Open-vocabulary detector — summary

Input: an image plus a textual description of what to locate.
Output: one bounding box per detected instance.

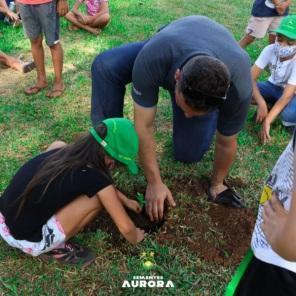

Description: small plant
[136,192,146,208]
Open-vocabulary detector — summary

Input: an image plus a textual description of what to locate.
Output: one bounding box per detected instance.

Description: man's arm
[210,132,237,197]
[262,150,296,261]
[133,102,175,222]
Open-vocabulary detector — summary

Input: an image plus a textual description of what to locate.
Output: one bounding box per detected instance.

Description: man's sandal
[39,242,95,268]
[205,185,245,208]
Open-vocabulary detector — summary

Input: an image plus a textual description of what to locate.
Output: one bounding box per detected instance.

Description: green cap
[89,118,139,174]
[272,15,296,40]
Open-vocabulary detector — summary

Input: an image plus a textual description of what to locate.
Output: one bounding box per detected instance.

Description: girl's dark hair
[178,56,230,112]
[16,123,110,217]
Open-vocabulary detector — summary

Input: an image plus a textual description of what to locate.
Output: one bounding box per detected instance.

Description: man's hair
[178,56,230,112]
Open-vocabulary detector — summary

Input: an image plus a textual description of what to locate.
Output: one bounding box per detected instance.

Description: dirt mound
[84,177,256,266]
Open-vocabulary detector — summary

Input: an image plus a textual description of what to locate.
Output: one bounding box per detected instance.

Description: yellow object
[143,261,154,269]
[259,185,272,204]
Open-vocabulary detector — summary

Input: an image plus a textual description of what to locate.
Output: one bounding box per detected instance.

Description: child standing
[0,118,145,267]
[251,15,296,144]
[17,0,69,97]
[239,0,292,48]
[65,0,109,35]
[233,133,296,295]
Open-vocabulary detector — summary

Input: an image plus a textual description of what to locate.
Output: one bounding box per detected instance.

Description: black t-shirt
[0,149,113,242]
[131,15,252,136]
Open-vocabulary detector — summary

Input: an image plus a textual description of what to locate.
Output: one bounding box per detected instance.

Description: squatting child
[0,118,145,267]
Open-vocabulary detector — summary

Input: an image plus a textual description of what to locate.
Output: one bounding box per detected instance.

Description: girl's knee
[46,141,67,151]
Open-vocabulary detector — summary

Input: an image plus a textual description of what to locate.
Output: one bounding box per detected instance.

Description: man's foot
[39,242,95,268]
[205,183,245,208]
[24,84,47,95]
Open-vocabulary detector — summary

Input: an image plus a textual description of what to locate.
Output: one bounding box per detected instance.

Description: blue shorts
[258,81,296,126]
[18,1,60,47]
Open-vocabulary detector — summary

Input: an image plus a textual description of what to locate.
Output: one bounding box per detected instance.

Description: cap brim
[127,162,138,175]
[271,28,296,40]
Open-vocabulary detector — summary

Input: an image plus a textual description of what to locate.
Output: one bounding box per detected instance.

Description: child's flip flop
[46,88,65,98]
[24,85,46,95]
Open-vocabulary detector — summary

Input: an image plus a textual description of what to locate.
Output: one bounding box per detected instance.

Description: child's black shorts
[235,256,296,296]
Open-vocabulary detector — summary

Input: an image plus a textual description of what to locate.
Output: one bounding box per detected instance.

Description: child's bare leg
[25,36,47,94]
[239,34,255,48]
[47,42,64,98]
[65,11,100,35]
[45,140,67,151]
[56,194,103,240]
[88,12,110,29]
[0,51,35,73]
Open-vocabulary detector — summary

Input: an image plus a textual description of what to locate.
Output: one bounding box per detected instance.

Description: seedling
[136,192,146,208]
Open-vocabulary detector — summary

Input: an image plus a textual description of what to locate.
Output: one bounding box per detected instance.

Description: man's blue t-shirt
[131,16,252,137]
[251,0,289,17]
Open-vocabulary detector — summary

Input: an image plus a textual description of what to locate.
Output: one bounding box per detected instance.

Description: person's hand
[256,101,268,123]
[135,228,145,244]
[261,193,288,252]
[6,10,19,22]
[276,2,288,15]
[145,182,176,222]
[57,0,69,16]
[126,199,142,214]
[260,118,272,144]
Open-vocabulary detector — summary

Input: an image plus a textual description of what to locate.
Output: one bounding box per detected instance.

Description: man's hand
[145,182,176,222]
[57,0,69,16]
[256,101,268,123]
[261,193,288,253]
[260,118,271,144]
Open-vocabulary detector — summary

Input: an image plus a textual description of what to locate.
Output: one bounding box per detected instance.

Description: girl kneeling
[0,118,144,267]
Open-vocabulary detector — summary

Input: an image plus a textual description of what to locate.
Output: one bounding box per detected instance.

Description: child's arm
[262,152,296,261]
[261,84,296,143]
[96,185,145,244]
[71,0,83,13]
[57,0,69,17]
[273,0,291,15]
[251,65,269,123]
[116,189,142,214]
[0,0,19,22]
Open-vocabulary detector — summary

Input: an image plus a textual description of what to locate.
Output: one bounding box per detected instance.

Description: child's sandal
[39,242,95,268]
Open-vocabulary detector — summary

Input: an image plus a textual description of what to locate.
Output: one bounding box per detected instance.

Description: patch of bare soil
[84,177,256,266]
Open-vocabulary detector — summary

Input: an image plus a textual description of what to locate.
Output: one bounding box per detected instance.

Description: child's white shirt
[255,44,296,87]
[251,140,296,272]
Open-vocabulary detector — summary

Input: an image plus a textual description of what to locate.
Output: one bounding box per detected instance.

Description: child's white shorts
[246,16,284,38]
[0,212,66,257]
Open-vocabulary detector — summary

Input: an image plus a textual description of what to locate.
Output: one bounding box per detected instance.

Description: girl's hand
[260,118,271,144]
[256,101,268,123]
[126,199,142,214]
[135,228,145,243]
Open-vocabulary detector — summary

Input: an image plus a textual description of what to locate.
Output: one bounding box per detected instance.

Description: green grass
[1,0,296,295]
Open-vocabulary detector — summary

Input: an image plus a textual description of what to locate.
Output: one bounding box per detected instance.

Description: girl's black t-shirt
[0,149,113,242]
